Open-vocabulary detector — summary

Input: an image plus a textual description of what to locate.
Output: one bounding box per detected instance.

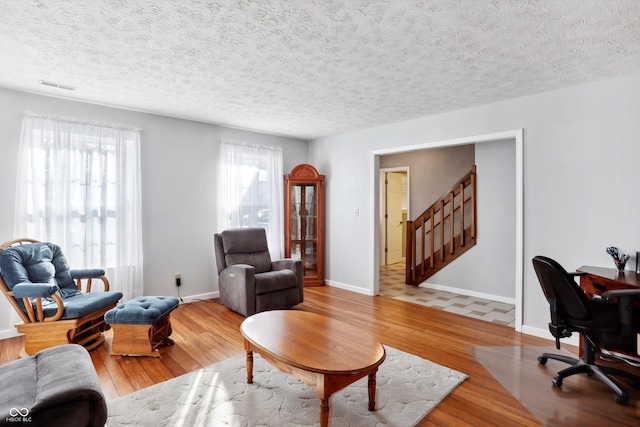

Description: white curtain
[14,115,144,301]
[217,140,284,259]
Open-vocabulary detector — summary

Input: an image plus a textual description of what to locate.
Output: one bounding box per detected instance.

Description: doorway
[380,168,408,267]
[370,129,524,332]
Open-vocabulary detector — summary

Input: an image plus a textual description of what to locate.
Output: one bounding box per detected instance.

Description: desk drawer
[579,275,628,296]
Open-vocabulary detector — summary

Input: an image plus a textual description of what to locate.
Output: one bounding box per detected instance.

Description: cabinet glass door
[290,184,318,277]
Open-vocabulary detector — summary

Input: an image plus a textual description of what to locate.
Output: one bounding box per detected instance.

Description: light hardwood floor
[1,286,639,426]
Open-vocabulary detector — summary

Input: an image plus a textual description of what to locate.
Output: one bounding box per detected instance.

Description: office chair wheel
[538,356,547,365]
[552,376,562,387]
[615,393,628,405]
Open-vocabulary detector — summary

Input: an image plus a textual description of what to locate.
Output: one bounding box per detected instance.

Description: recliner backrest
[532,255,591,320]
[217,228,272,273]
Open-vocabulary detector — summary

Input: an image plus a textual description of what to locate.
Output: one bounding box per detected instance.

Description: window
[15,115,143,300]
[217,140,284,258]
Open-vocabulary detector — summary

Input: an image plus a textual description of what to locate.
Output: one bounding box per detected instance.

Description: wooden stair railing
[406,166,477,285]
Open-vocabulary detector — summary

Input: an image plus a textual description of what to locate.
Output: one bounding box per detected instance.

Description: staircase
[406,166,477,286]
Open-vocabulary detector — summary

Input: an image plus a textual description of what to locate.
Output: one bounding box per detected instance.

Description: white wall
[426,139,516,300]
[310,71,640,336]
[0,88,308,338]
[379,144,475,218]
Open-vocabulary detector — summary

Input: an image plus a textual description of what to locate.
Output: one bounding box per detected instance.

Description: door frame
[369,129,524,332]
[379,167,410,266]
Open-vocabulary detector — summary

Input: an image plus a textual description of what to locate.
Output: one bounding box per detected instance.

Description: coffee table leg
[246,350,254,384]
[368,369,378,411]
[320,396,329,427]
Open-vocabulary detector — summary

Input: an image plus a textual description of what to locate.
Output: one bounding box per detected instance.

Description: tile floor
[379,260,516,327]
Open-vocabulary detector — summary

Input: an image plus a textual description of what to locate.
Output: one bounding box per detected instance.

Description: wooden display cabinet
[284,164,325,287]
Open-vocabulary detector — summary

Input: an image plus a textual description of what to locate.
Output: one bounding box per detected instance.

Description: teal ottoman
[105,296,179,357]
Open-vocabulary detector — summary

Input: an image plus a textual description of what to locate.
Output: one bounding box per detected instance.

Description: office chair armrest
[601,289,640,301]
[602,289,640,336]
[568,271,587,277]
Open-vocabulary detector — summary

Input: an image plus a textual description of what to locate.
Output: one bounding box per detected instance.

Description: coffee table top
[241,310,385,374]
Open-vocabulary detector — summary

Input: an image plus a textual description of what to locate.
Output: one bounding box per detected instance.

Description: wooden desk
[577,266,640,295]
[577,266,640,356]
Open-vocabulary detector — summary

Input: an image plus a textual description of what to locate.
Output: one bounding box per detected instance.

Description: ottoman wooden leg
[150,315,176,348]
[110,324,159,357]
[110,315,176,357]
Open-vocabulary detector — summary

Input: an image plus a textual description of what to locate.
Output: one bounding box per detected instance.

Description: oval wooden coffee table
[240,310,386,427]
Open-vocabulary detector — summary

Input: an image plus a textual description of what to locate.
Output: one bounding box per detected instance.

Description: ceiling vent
[39,80,76,91]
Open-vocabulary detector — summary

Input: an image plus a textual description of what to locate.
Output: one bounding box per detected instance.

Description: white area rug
[107,346,467,426]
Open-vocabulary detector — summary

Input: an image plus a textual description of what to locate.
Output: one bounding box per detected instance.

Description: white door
[386,172,405,265]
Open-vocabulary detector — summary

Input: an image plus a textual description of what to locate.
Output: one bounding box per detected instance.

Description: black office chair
[532,255,640,404]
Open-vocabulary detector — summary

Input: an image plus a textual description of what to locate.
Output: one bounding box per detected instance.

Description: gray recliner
[214,228,303,316]
[0,344,107,427]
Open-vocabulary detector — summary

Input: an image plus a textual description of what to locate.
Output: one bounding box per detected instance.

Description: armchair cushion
[255,269,299,295]
[52,291,123,320]
[0,242,80,294]
[220,228,272,273]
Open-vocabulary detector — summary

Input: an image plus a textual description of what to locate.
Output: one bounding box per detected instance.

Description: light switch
[354,208,359,217]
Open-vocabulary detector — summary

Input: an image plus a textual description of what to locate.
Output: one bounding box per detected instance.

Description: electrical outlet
[175,273,182,287]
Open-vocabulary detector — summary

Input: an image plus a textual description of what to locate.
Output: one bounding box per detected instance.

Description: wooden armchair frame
[0,238,119,356]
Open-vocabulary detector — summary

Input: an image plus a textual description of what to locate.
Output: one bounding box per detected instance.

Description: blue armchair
[0,238,123,356]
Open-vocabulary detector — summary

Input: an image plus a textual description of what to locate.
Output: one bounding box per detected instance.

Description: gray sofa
[214,228,303,316]
[0,344,107,427]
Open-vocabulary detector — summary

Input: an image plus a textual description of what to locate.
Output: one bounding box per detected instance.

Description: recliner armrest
[218,264,257,316]
[272,259,303,289]
[12,282,59,299]
[271,259,299,271]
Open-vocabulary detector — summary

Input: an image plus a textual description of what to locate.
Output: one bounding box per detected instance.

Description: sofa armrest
[31,344,107,425]
[219,264,256,316]
[70,269,109,292]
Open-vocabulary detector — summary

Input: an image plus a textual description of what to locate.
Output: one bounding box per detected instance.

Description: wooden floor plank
[1,286,639,426]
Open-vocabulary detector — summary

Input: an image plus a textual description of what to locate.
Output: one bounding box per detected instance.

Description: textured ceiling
[1,1,639,140]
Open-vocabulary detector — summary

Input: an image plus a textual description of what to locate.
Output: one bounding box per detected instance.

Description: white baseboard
[178,291,219,304]
[324,280,374,296]
[0,328,21,340]
[419,282,516,305]
[520,324,580,347]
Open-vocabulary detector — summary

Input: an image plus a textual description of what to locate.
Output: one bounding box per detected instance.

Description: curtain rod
[221,138,283,152]
[24,112,142,132]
